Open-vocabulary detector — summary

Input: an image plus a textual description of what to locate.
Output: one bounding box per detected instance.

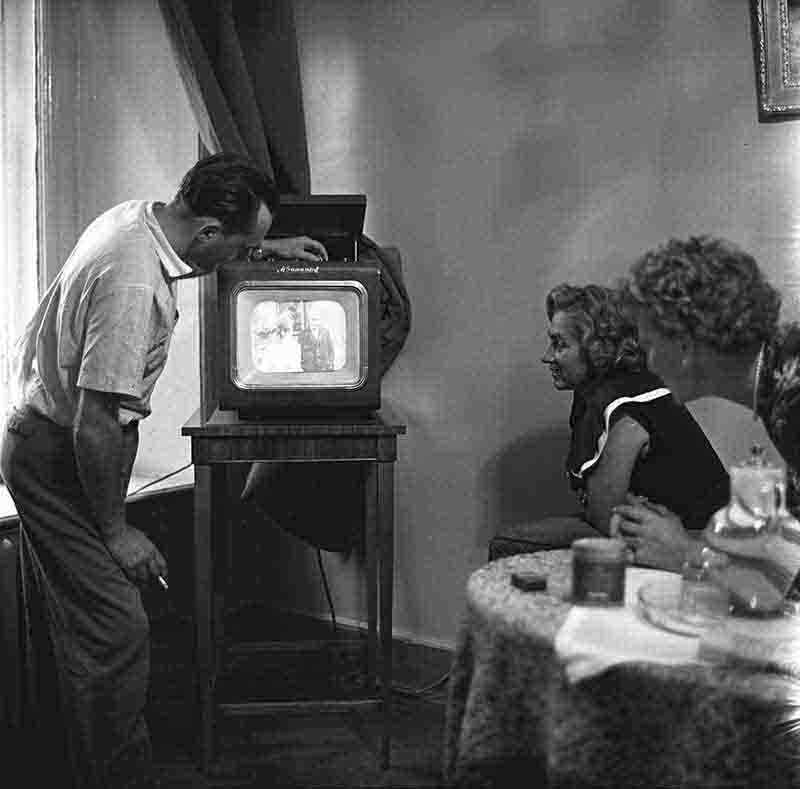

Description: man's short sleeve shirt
[19,200,192,425]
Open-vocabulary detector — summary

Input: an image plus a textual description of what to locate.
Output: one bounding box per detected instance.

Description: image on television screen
[233,285,365,389]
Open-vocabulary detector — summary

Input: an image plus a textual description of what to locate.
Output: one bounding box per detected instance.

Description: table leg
[214,466,232,683]
[365,462,378,692]
[378,460,395,770]
[193,463,214,772]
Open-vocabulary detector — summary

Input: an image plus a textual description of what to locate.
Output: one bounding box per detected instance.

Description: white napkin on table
[554,567,701,683]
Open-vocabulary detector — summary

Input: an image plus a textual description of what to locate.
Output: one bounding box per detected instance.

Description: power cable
[126,463,193,499]
[316,548,450,697]
[316,547,338,635]
[390,671,451,698]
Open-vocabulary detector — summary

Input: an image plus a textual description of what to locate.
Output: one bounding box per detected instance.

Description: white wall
[63,0,800,648]
[290,0,800,646]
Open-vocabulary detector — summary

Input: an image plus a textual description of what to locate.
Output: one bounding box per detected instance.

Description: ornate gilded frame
[752,0,800,118]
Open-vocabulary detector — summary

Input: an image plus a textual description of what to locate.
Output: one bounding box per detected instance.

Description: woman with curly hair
[494,284,729,551]
[614,234,800,571]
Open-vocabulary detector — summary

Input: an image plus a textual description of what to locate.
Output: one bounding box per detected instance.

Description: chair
[488,515,599,561]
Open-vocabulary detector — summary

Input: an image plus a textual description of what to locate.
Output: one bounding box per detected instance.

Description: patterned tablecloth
[443,551,800,789]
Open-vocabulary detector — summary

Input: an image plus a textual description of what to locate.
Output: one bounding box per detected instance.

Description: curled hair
[546,283,644,377]
[620,235,781,352]
[176,152,280,235]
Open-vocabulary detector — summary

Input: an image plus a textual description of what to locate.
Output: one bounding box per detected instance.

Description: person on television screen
[300,304,336,372]
[252,303,303,373]
[0,152,327,789]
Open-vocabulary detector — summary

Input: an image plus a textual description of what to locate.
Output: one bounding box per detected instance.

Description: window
[0,0,39,418]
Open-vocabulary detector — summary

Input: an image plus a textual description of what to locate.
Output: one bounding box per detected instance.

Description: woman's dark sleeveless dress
[568,369,730,531]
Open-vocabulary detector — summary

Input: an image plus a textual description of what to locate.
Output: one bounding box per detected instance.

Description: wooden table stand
[182,408,406,774]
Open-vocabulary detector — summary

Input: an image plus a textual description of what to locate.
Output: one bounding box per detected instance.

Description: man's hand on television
[259,236,328,263]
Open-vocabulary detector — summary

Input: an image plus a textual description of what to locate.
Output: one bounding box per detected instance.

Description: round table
[443,551,800,789]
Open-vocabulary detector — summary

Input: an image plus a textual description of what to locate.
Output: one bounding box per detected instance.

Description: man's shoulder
[76,201,161,288]
[87,200,148,234]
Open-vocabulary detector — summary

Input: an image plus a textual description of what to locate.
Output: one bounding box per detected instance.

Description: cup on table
[571,537,627,606]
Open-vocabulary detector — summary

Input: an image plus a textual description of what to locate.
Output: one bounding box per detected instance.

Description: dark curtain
[159,0,410,554]
[157,0,310,193]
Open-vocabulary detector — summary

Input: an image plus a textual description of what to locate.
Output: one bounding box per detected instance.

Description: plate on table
[637,578,728,637]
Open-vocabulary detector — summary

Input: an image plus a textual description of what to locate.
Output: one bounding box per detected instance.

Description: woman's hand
[611,494,694,572]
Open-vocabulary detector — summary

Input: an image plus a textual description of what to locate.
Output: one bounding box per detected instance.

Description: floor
[147,607,449,788]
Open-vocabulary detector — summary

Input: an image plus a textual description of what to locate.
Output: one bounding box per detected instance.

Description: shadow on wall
[477,423,575,550]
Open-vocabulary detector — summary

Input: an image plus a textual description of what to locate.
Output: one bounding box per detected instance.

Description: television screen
[232,282,367,391]
[216,258,381,416]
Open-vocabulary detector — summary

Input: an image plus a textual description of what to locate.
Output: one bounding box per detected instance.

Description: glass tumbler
[679,547,731,624]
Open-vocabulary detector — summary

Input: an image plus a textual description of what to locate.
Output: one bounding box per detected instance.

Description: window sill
[0,485,15,521]
[0,466,196,521]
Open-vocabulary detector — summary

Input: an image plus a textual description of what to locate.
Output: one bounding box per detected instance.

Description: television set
[214,195,383,418]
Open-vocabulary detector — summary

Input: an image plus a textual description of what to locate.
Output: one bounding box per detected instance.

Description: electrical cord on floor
[390,671,451,698]
[316,548,451,697]
[126,463,193,499]
[317,547,338,635]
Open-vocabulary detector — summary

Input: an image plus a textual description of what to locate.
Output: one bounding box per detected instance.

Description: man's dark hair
[176,152,280,234]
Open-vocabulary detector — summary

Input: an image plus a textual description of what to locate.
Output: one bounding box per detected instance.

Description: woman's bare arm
[583,415,649,534]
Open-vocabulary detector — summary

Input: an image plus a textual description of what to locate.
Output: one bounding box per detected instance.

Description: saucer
[637,579,728,637]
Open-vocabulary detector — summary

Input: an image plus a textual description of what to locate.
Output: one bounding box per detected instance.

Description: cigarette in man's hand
[157,575,169,591]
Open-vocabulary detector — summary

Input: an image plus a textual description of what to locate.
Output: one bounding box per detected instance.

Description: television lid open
[268,194,366,262]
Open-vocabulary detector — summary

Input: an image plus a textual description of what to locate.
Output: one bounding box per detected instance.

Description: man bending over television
[0,152,326,789]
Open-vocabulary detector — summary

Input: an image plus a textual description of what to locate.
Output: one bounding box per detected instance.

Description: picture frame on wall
[752,0,800,118]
